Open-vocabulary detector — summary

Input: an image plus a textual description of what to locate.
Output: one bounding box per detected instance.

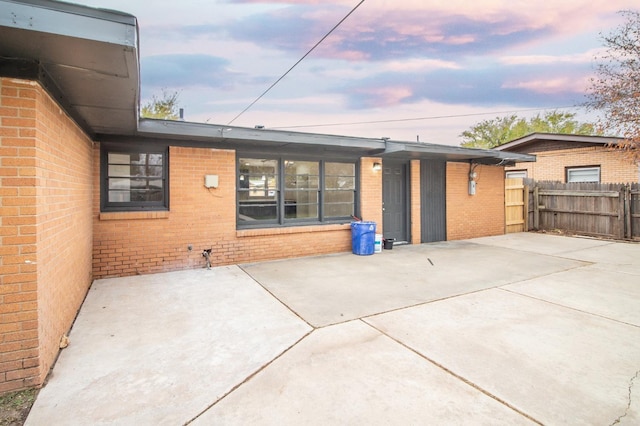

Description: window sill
[99,211,170,221]
[237,223,350,238]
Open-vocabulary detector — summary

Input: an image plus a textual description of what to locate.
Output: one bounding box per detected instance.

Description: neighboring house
[0,0,534,394]
[496,133,640,183]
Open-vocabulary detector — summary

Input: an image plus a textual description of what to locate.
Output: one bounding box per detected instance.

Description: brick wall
[446,162,505,240]
[0,78,93,393]
[360,157,383,232]
[93,148,385,278]
[506,146,639,183]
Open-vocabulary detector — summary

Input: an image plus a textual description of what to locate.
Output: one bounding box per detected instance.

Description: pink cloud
[502,75,591,94]
[355,86,414,107]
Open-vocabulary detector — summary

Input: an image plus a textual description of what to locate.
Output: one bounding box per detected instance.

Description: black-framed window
[238,157,357,227]
[101,144,169,212]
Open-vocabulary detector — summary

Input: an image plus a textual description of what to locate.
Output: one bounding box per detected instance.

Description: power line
[268,105,585,130]
[227,0,366,125]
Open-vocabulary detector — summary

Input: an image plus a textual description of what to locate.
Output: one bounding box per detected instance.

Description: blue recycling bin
[351,221,376,255]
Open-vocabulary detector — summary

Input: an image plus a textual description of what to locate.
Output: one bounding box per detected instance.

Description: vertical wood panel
[505,178,525,233]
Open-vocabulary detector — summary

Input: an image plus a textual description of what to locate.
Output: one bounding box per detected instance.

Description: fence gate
[505,178,527,233]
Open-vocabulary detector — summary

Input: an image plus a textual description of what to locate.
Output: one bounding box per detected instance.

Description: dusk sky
[75,0,637,145]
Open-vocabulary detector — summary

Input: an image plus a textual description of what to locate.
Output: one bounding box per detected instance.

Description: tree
[587,10,640,161]
[140,90,181,120]
[460,111,598,149]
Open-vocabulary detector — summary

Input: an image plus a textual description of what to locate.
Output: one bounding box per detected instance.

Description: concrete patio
[26,233,640,425]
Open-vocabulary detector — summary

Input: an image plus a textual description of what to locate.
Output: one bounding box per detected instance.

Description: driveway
[26,233,640,425]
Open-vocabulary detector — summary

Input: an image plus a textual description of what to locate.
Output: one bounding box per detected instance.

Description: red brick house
[0,0,533,393]
[496,133,639,183]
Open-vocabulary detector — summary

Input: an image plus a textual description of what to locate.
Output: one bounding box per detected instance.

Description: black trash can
[383,238,395,250]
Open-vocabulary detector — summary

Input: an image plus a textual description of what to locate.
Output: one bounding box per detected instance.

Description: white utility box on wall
[204,174,219,188]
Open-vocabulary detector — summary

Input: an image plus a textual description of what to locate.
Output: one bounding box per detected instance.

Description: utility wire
[227,0,366,125]
[268,105,584,130]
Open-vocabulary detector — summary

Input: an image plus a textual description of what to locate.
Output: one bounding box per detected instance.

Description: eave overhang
[495,132,624,152]
[0,0,139,137]
[382,141,536,165]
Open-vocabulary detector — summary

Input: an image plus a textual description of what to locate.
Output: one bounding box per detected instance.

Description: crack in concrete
[610,370,639,426]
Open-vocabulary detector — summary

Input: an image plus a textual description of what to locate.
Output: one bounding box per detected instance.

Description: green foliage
[140,90,180,120]
[460,111,599,149]
[587,10,640,161]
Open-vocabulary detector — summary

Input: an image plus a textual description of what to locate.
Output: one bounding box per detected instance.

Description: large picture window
[238,157,356,227]
[101,145,169,211]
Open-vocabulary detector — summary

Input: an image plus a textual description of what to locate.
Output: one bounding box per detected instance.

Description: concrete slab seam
[360,320,544,425]
[498,288,640,330]
[238,264,315,329]
[469,239,611,262]
[182,329,314,426]
[609,369,639,426]
[343,280,561,330]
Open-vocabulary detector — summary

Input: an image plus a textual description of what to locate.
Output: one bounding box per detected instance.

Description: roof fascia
[496,132,623,151]
[136,119,388,151]
[0,0,137,45]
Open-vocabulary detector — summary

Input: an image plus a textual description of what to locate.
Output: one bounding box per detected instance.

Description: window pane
[567,167,600,183]
[284,189,319,220]
[130,153,162,166]
[239,158,278,198]
[108,191,130,202]
[324,202,354,217]
[325,191,354,203]
[239,204,278,222]
[238,160,279,222]
[109,178,130,190]
[325,162,355,190]
[326,162,355,176]
[285,161,319,189]
[105,150,166,209]
[505,171,527,179]
[325,176,355,190]
[108,164,130,177]
[283,161,319,219]
[324,190,355,217]
[324,162,355,218]
[108,153,131,164]
[285,203,318,219]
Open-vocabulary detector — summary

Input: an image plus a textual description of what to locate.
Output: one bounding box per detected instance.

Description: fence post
[625,184,632,240]
[533,186,539,230]
[618,186,626,240]
[524,184,530,232]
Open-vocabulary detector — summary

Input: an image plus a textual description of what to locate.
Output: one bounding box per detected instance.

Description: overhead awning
[380,141,535,165]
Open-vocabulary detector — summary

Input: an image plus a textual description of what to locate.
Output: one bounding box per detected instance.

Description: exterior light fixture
[373,162,382,171]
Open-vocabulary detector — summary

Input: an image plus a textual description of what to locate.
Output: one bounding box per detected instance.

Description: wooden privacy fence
[505,178,527,233]
[505,179,640,240]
